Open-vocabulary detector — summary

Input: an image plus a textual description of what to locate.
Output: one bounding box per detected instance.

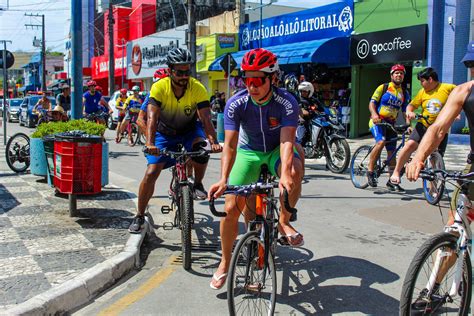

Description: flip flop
[278,232,304,247]
[210,272,228,290]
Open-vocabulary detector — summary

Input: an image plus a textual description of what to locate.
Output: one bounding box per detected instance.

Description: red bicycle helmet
[120,88,127,94]
[241,48,279,73]
[153,68,170,82]
[95,85,103,92]
[86,80,97,87]
[390,64,406,74]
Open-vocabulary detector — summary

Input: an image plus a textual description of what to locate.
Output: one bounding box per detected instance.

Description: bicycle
[209,165,297,315]
[36,109,68,125]
[84,111,108,125]
[5,132,30,173]
[144,143,210,270]
[122,111,141,146]
[399,169,472,315]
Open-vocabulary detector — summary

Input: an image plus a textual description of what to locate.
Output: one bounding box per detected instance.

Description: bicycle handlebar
[142,146,210,157]
[208,186,297,218]
[420,169,474,182]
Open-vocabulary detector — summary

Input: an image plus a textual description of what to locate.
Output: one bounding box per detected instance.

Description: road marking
[98,256,177,316]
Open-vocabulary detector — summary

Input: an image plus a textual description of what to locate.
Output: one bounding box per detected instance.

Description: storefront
[91,49,127,94]
[350,24,428,137]
[126,28,187,91]
[196,33,238,96]
[208,0,354,106]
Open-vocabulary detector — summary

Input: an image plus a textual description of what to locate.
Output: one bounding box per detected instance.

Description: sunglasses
[464,60,474,68]
[243,76,268,88]
[172,68,191,77]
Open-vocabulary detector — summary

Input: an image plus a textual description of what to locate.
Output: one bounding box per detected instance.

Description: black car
[6,98,23,122]
[19,95,56,128]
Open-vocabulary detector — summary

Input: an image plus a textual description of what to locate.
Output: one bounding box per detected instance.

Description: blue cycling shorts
[145,122,206,168]
[370,124,398,151]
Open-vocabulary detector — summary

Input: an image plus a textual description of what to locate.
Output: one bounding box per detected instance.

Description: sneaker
[386,180,405,192]
[193,182,207,200]
[411,287,444,313]
[128,215,145,233]
[367,171,378,187]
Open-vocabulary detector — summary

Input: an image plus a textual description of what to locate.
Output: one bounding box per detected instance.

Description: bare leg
[368,141,385,172]
[390,140,418,183]
[137,163,165,216]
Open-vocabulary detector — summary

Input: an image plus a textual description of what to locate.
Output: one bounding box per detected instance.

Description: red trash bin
[53,132,103,195]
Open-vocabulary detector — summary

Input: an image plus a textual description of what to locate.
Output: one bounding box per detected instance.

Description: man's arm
[197,106,219,146]
[369,101,380,123]
[407,82,473,180]
[146,97,160,146]
[279,126,296,191]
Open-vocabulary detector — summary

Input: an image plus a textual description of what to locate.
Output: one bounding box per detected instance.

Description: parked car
[19,95,56,128]
[6,98,23,122]
[0,99,5,117]
[107,90,122,130]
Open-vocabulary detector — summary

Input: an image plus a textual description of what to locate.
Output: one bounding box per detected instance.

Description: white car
[107,90,122,130]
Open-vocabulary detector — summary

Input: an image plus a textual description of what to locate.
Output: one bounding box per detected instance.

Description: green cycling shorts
[228,146,299,186]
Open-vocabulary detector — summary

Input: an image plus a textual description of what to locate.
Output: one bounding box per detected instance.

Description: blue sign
[239,1,353,50]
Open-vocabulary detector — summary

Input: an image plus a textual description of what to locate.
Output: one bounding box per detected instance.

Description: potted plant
[30,120,109,186]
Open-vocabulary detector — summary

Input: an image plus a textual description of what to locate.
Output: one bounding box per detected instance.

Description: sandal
[210,272,228,290]
[116,135,122,143]
[278,232,304,247]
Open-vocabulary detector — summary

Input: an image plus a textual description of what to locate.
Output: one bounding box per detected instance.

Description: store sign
[350,24,427,65]
[127,28,187,79]
[217,34,235,49]
[239,0,353,50]
[92,51,126,79]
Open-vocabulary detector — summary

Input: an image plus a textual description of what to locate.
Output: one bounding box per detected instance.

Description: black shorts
[409,122,448,157]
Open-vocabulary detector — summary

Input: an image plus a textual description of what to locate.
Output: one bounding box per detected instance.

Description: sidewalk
[0,142,145,315]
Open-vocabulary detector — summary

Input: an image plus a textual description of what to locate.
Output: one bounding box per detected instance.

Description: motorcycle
[296,104,351,173]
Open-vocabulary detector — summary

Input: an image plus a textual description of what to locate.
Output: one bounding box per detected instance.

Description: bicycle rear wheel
[6,133,30,173]
[129,123,139,146]
[350,145,372,189]
[179,184,193,270]
[400,232,472,315]
[228,230,276,316]
[423,152,446,205]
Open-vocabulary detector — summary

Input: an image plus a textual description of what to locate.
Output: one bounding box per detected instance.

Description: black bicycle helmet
[167,47,193,66]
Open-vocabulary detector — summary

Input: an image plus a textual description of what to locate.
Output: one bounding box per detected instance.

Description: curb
[3,186,148,316]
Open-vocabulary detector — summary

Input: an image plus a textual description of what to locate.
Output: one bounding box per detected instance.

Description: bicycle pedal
[162,222,174,230]
[161,205,172,214]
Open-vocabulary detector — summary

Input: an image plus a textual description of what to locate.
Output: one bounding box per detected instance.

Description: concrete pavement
[0,140,148,315]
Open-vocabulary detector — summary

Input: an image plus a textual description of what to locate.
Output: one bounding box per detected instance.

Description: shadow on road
[109,151,140,159]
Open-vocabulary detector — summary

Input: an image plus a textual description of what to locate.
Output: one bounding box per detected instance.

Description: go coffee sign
[351,24,427,65]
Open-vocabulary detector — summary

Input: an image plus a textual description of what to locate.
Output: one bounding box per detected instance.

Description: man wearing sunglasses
[129,47,222,233]
[207,48,304,290]
[405,41,474,311]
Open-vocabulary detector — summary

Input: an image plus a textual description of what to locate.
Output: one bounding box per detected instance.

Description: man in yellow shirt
[390,67,456,189]
[115,88,128,143]
[119,86,142,146]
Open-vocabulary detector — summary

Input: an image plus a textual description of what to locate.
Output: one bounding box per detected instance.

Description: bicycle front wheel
[350,145,372,189]
[400,232,472,315]
[179,184,193,270]
[6,133,30,173]
[423,151,446,205]
[130,123,139,146]
[228,230,277,316]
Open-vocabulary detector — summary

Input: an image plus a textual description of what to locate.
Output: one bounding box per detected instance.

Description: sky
[0,0,336,53]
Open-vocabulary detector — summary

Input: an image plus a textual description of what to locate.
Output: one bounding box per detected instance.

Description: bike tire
[5,133,30,173]
[326,138,351,173]
[228,230,277,316]
[350,145,372,189]
[128,123,139,146]
[422,152,446,205]
[179,184,193,271]
[399,232,472,315]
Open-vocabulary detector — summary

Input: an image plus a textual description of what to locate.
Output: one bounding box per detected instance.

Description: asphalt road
[2,120,466,315]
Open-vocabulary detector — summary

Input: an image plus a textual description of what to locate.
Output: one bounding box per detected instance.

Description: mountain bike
[209,165,297,315]
[5,132,30,173]
[122,112,141,146]
[399,169,472,315]
[145,143,210,270]
[84,111,107,125]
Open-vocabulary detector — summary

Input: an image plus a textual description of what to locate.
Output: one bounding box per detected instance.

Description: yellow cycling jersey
[115,96,127,112]
[369,82,410,128]
[123,95,142,113]
[149,77,210,133]
[410,82,456,127]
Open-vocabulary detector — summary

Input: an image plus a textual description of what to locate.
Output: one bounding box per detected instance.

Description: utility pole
[71,0,82,120]
[25,13,46,92]
[1,40,12,145]
[187,0,196,77]
[108,3,115,96]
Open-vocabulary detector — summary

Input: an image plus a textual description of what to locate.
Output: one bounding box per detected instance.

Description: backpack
[381,83,408,103]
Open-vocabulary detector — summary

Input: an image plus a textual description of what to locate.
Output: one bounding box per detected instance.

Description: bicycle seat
[394,124,410,133]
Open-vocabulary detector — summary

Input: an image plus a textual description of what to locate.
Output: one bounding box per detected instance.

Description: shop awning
[208,37,350,71]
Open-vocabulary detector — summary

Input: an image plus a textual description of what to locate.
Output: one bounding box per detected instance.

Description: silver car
[6,98,22,122]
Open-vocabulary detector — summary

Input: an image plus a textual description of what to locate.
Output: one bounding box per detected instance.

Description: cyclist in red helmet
[82,80,112,124]
[207,48,304,290]
[367,64,411,190]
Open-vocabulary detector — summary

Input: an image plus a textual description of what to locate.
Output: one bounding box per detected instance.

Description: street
[1,121,469,315]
